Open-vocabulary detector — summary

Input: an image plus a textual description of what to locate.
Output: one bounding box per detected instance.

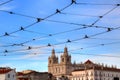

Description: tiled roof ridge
[0,67,13,74]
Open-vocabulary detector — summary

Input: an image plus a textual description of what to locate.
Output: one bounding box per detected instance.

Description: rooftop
[0,67,13,74]
[72,60,120,72]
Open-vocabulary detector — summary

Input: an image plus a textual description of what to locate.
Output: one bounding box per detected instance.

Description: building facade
[71,65,120,80]
[48,47,120,80]
[48,47,71,77]
[0,67,16,80]
[17,70,55,80]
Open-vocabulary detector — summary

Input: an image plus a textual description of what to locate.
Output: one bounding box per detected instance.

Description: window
[67,58,69,62]
[8,74,10,78]
[91,72,93,76]
[91,78,93,80]
[62,58,64,62]
[104,73,105,76]
[49,68,51,72]
[49,60,51,64]
[99,72,102,76]
[86,77,88,80]
[95,71,98,76]
[86,72,88,76]
[112,74,113,77]
[67,66,69,69]
[13,74,14,78]
[56,68,57,73]
[81,78,83,80]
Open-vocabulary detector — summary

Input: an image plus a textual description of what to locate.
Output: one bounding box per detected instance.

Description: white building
[71,60,120,80]
[0,67,16,80]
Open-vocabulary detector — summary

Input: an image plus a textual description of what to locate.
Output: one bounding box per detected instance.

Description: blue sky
[0,0,120,72]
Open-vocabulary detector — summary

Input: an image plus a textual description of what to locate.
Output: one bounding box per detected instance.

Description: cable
[14,27,88,45]
[44,19,112,29]
[0,43,27,47]
[44,1,74,19]
[102,5,119,17]
[0,26,88,47]
[71,52,120,58]
[1,40,120,57]
[90,5,119,26]
[60,12,99,17]
[0,2,76,20]
[0,0,120,57]
[76,2,119,6]
[0,22,38,38]
[0,10,37,19]
[0,2,74,38]
[0,0,13,6]
[0,23,115,48]
[69,41,120,52]
[1,26,120,53]
[74,2,120,27]
[2,25,114,47]
[0,1,118,38]
[23,30,47,35]
[45,4,119,28]
[90,37,120,40]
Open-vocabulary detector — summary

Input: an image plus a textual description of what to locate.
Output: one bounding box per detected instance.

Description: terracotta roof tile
[0,67,12,74]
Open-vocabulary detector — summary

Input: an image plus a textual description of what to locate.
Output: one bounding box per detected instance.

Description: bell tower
[48,49,58,73]
[48,49,58,65]
[60,47,71,64]
[60,47,72,75]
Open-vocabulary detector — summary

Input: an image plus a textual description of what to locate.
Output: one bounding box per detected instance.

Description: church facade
[48,47,85,77]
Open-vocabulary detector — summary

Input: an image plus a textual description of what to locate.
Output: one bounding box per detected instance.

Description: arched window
[67,58,69,62]
[91,72,93,76]
[62,58,64,62]
[49,60,51,64]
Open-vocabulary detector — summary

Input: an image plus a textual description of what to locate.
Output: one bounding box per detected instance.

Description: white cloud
[0,5,14,10]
